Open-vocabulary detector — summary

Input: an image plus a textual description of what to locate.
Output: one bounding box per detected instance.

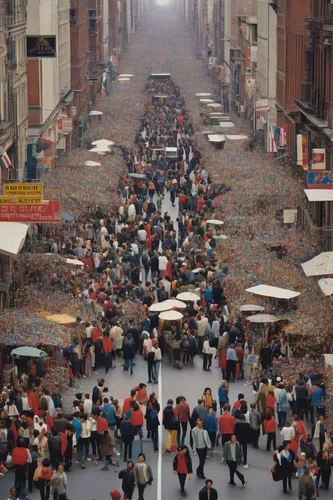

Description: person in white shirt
[128,203,136,222]
[158,255,168,277]
[138,227,147,243]
[280,422,295,442]
[85,322,94,339]
[151,339,162,383]
[79,414,92,468]
[202,336,212,371]
[83,394,93,415]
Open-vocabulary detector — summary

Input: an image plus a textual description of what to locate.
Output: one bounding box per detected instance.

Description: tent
[84,161,101,167]
[11,346,48,357]
[206,219,224,225]
[159,311,183,321]
[0,223,28,258]
[246,314,279,323]
[177,292,200,301]
[66,258,85,267]
[46,314,77,325]
[240,304,265,312]
[301,252,333,277]
[318,278,333,296]
[246,284,300,299]
[149,302,174,312]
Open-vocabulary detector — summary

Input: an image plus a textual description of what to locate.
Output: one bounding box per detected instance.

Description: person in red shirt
[266,391,277,416]
[12,438,31,492]
[177,397,191,446]
[27,389,39,416]
[197,196,206,213]
[123,390,137,415]
[173,445,193,496]
[218,404,235,461]
[131,402,144,452]
[102,332,113,375]
[263,411,276,451]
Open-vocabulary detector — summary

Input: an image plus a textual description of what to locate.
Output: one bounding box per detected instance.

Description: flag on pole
[0,152,13,169]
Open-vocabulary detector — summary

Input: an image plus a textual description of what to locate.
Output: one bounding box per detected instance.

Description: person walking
[298,468,316,500]
[163,399,179,453]
[316,442,333,491]
[225,344,238,382]
[151,339,162,384]
[198,479,218,500]
[100,428,117,471]
[119,413,135,462]
[146,393,160,452]
[118,460,135,500]
[50,463,67,500]
[273,441,296,494]
[102,331,113,375]
[218,404,235,462]
[12,438,31,494]
[191,419,211,479]
[123,337,136,375]
[204,407,218,459]
[263,411,277,451]
[234,414,251,468]
[133,453,153,500]
[176,396,190,447]
[249,403,261,449]
[173,445,193,497]
[131,402,144,453]
[225,435,247,487]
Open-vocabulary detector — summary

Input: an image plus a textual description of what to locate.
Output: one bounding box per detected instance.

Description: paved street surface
[1,358,331,499]
[2,5,331,500]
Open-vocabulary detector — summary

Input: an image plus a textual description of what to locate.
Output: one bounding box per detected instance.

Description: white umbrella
[318,278,333,296]
[246,284,300,299]
[89,110,103,116]
[118,77,131,81]
[84,161,101,167]
[192,268,204,274]
[199,99,214,103]
[209,135,226,143]
[195,93,212,97]
[177,292,200,301]
[207,103,222,108]
[159,311,183,321]
[89,147,109,154]
[301,252,333,277]
[246,314,279,323]
[207,219,224,225]
[226,134,248,140]
[11,346,48,357]
[240,304,265,312]
[164,299,187,310]
[149,302,174,312]
[66,258,85,267]
[91,139,114,146]
[119,74,134,77]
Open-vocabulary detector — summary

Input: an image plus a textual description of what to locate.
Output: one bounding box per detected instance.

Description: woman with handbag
[50,463,67,500]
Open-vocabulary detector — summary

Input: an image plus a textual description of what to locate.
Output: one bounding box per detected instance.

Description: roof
[302,252,333,277]
[0,223,28,258]
[304,189,333,202]
[246,284,300,299]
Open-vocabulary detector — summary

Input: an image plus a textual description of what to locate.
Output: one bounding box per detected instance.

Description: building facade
[26,0,73,176]
[0,0,28,183]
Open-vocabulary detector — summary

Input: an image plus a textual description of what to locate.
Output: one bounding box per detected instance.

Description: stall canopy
[0,311,70,348]
[304,190,333,202]
[84,161,101,167]
[46,314,77,325]
[246,314,279,323]
[159,310,183,321]
[149,302,174,312]
[240,304,265,312]
[177,291,200,301]
[11,346,48,357]
[246,284,300,299]
[318,278,333,296]
[206,219,224,225]
[301,252,333,277]
[66,258,85,267]
[0,222,28,258]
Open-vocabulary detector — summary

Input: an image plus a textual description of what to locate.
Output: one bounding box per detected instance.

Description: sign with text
[3,183,43,199]
[0,200,61,223]
[312,148,326,170]
[307,170,333,189]
[0,197,46,205]
[302,135,308,170]
[27,36,56,58]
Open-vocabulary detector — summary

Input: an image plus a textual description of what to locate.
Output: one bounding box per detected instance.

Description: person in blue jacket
[103,398,116,427]
[204,407,218,459]
[218,381,229,414]
[310,383,326,423]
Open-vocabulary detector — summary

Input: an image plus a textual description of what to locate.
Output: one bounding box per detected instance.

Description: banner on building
[0,200,61,223]
[311,148,326,170]
[208,57,216,67]
[3,183,43,199]
[307,170,333,189]
[27,36,57,58]
[245,76,256,97]
[297,134,303,166]
[302,135,308,170]
[216,65,223,83]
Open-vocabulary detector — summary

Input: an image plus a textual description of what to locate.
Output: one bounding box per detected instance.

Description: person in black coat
[199,479,218,500]
[123,337,135,375]
[118,460,135,500]
[234,414,251,467]
[119,414,135,461]
[273,441,296,494]
[173,446,193,497]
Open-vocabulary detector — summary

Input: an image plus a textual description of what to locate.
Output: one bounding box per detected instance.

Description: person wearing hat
[110,490,122,500]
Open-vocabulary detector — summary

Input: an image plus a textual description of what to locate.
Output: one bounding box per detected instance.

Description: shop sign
[3,183,43,199]
[0,200,61,223]
[27,36,57,58]
[307,170,333,189]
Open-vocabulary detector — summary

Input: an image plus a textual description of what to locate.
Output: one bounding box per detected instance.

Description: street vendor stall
[246,284,300,299]
[301,252,333,277]
[177,291,200,302]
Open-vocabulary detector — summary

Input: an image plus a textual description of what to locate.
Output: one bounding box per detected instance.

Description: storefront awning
[0,223,28,258]
[246,284,300,299]
[301,252,333,277]
[304,189,333,202]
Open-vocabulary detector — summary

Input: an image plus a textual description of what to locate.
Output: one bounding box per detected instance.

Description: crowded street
[0,2,333,500]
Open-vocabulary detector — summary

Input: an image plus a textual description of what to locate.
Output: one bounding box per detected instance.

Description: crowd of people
[1,74,333,500]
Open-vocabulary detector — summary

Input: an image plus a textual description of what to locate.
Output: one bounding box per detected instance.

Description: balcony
[304,16,325,31]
